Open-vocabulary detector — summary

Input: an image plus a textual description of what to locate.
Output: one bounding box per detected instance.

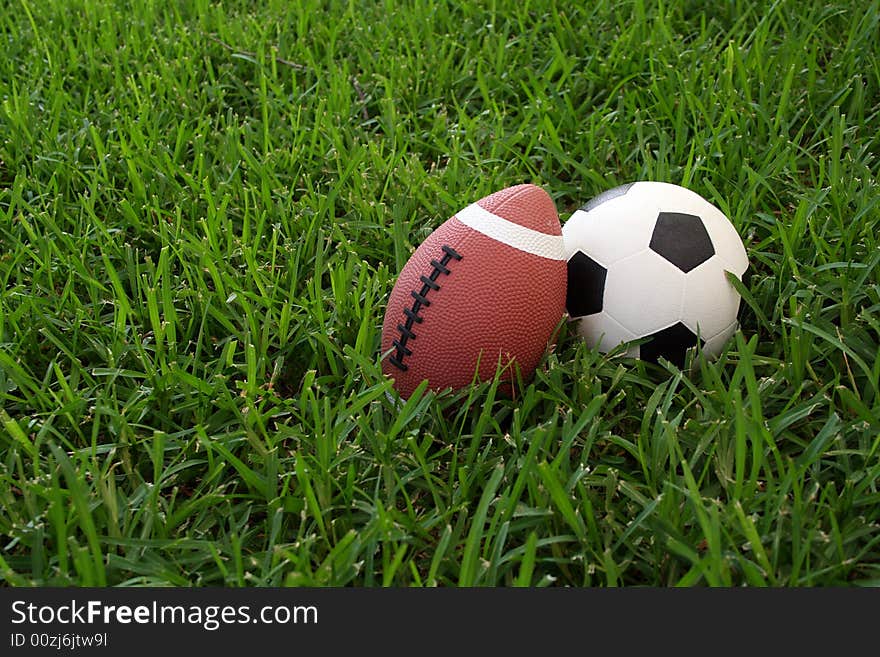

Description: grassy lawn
[1,0,878,586]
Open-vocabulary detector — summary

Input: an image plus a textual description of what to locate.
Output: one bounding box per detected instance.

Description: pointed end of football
[476,184,561,236]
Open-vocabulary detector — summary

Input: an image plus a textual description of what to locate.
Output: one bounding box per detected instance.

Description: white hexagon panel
[603,249,686,337]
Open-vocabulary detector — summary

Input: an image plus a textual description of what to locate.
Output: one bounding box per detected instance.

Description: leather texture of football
[381,184,567,399]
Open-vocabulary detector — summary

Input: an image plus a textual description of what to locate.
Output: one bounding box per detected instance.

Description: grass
[0,0,878,586]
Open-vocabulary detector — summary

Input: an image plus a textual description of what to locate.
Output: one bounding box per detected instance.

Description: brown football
[381,184,567,399]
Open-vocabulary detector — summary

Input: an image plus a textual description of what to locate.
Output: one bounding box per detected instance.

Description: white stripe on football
[454,203,565,261]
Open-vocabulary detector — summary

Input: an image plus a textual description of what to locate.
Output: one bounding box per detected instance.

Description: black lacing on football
[389,244,462,371]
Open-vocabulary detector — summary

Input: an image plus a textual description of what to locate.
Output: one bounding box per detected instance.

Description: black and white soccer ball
[563,181,749,367]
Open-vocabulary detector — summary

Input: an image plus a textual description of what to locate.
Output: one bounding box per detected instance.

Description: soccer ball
[562,181,749,367]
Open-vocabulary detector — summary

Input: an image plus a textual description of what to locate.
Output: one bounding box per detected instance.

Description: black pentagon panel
[649,212,715,273]
[640,322,702,368]
[579,183,635,213]
[566,251,607,317]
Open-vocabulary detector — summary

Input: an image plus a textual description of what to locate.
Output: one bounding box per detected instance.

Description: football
[562,181,749,367]
[381,184,567,399]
